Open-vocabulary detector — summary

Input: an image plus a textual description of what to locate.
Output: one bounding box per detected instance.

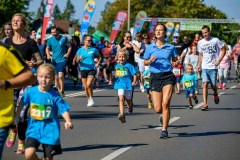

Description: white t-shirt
[132,40,141,63]
[198,37,225,69]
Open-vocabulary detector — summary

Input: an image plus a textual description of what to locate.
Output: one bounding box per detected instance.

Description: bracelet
[5,80,11,90]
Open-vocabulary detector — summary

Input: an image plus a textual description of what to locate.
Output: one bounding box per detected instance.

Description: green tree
[61,0,75,21]
[53,4,62,20]
[35,0,45,20]
[0,0,31,27]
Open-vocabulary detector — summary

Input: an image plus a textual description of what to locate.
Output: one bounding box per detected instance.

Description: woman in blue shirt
[76,35,102,107]
[143,23,180,138]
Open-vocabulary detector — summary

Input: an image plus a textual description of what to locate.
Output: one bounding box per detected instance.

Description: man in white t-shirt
[196,25,226,111]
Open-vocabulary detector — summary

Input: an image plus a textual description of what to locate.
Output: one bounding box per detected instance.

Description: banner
[41,0,54,44]
[133,11,147,39]
[180,22,212,31]
[165,22,175,41]
[148,17,158,40]
[172,24,180,42]
[80,0,96,41]
[109,10,128,42]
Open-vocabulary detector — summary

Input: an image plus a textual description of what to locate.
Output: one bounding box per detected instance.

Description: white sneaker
[140,85,145,92]
[87,98,94,107]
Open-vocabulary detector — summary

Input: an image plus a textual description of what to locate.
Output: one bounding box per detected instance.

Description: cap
[173,33,180,37]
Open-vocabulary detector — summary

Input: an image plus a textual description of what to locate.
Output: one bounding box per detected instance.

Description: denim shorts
[201,69,218,86]
[52,61,66,74]
[185,88,195,98]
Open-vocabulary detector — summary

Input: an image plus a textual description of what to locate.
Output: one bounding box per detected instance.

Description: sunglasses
[86,40,92,42]
[125,36,131,39]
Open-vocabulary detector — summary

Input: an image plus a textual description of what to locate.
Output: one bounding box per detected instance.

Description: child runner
[181,64,199,109]
[17,63,73,160]
[142,66,152,109]
[114,48,137,123]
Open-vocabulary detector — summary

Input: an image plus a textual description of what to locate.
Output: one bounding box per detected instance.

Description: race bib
[173,67,181,76]
[115,67,128,77]
[30,103,53,120]
[184,80,194,88]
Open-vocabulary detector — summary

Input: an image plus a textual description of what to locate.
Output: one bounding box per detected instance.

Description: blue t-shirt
[22,86,71,145]
[114,62,136,90]
[77,46,99,70]
[46,35,69,63]
[181,73,198,91]
[142,69,151,89]
[143,42,178,73]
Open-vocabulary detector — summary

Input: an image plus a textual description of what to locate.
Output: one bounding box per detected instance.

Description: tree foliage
[0,0,31,27]
[53,4,62,20]
[62,0,75,21]
[97,0,239,43]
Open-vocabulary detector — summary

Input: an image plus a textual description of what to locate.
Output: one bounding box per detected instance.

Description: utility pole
[127,0,130,31]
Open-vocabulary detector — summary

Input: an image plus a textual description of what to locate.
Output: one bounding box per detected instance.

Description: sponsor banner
[180,22,212,31]
[110,10,128,42]
[165,22,175,41]
[133,11,147,39]
[41,0,54,44]
[148,17,158,40]
[80,0,96,40]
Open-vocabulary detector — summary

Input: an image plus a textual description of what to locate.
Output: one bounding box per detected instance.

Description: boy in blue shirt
[142,66,152,109]
[114,48,137,123]
[182,64,199,109]
[17,63,73,160]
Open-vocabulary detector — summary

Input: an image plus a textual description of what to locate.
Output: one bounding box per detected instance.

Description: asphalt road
[3,77,240,160]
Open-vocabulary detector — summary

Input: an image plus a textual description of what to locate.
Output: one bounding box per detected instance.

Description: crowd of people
[1,12,240,160]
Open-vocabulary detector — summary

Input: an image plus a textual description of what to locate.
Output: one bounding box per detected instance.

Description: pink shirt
[219,50,231,69]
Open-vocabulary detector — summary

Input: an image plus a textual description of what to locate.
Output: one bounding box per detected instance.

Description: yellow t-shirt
[0,44,26,128]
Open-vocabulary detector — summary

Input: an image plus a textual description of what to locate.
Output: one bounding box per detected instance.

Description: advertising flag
[80,0,96,40]
[148,17,158,40]
[110,10,128,42]
[165,22,175,41]
[41,0,54,44]
[133,11,147,39]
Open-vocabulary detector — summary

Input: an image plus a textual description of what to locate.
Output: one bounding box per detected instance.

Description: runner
[18,63,73,160]
[144,23,180,138]
[46,26,72,97]
[75,35,102,107]
[114,48,137,123]
[181,64,199,109]
[196,25,226,111]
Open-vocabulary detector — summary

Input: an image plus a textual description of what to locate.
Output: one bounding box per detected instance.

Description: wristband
[5,80,11,90]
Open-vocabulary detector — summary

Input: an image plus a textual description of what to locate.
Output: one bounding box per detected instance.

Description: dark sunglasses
[86,40,92,42]
[125,36,131,39]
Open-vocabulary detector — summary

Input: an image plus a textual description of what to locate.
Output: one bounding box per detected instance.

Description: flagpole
[127,0,130,31]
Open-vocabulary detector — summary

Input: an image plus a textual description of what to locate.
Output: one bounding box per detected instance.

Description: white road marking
[100,146,132,160]
[154,117,181,130]
[65,89,106,98]
[193,102,204,109]
[230,85,237,89]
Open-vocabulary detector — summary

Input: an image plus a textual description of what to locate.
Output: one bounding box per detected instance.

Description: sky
[28,0,240,27]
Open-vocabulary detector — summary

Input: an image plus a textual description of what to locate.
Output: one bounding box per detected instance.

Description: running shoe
[188,105,193,109]
[16,142,25,154]
[159,114,163,126]
[201,104,208,111]
[87,98,94,107]
[118,114,126,123]
[193,96,198,104]
[108,81,113,85]
[59,91,65,98]
[148,102,152,109]
[214,94,219,104]
[159,130,168,138]
[6,128,17,148]
[128,105,133,113]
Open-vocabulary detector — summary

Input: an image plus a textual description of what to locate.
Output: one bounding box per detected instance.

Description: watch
[5,80,11,90]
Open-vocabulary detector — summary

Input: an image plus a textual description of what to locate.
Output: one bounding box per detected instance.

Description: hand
[64,54,69,59]
[214,60,220,66]
[65,122,73,129]
[149,56,157,63]
[25,60,35,67]
[132,81,136,86]
[76,55,82,63]
[195,66,200,73]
